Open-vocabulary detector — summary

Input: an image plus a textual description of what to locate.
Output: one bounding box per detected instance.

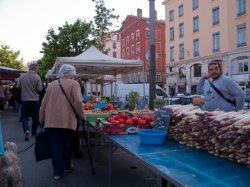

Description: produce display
[166,104,250,167]
[83,101,118,111]
[100,112,155,134]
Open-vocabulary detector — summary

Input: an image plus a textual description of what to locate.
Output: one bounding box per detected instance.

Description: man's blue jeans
[21,100,40,136]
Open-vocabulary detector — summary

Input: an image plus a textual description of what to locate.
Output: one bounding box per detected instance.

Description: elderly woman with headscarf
[39,64,86,180]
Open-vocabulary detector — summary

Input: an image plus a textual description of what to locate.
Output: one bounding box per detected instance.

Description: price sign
[155,108,172,131]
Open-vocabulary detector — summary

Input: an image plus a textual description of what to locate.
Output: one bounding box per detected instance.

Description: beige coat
[39,78,86,130]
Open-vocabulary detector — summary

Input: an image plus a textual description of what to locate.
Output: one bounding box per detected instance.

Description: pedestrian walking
[16,62,43,141]
[39,64,86,180]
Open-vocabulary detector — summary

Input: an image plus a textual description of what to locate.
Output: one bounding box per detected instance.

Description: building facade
[162,0,250,96]
[104,30,121,58]
[120,9,166,88]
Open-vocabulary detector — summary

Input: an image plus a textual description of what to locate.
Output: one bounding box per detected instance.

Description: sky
[0,0,165,64]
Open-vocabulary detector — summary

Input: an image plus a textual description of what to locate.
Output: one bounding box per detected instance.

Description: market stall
[46,45,143,96]
[84,106,250,187]
[0,66,26,80]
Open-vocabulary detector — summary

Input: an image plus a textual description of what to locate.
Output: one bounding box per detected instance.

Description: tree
[92,0,119,52]
[0,45,24,69]
[38,19,94,79]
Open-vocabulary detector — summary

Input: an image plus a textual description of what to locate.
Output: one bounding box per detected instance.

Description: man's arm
[227,80,245,111]
[196,76,207,95]
[36,76,43,92]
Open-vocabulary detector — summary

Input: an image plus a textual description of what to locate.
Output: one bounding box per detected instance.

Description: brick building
[120,8,166,88]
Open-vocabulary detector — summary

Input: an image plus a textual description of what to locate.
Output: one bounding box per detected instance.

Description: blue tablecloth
[0,122,4,156]
[108,134,250,187]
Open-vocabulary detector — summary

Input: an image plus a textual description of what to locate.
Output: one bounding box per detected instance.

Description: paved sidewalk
[1,109,156,187]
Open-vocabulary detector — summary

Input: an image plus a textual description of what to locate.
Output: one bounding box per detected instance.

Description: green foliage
[154,99,166,109]
[91,0,119,52]
[38,19,94,79]
[0,45,24,69]
[128,91,139,105]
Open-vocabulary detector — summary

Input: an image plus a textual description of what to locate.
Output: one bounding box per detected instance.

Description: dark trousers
[21,100,40,135]
[47,128,72,176]
[71,121,80,154]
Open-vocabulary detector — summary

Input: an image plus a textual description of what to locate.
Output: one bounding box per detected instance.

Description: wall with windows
[120,8,166,87]
[163,0,250,96]
[104,31,121,58]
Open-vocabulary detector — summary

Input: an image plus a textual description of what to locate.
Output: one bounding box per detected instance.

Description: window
[179,23,184,37]
[237,24,246,47]
[122,49,125,59]
[131,45,135,55]
[136,30,140,40]
[170,27,174,41]
[179,43,184,60]
[193,0,198,10]
[169,10,174,21]
[170,46,174,62]
[126,48,130,57]
[194,64,201,77]
[126,36,129,45]
[146,29,149,38]
[193,16,199,32]
[122,39,125,47]
[116,34,119,40]
[239,61,249,72]
[136,43,140,54]
[179,5,184,17]
[179,67,186,78]
[213,32,220,52]
[193,39,199,57]
[113,42,116,49]
[131,33,134,43]
[212,7,220,25]
[156,75,161,82]
[237,0,246,16]
[113,52,116,58]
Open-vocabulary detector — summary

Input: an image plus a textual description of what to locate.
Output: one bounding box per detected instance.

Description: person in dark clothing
[9,86,16,109]
[71,79,85,159]
[39,83,46,106]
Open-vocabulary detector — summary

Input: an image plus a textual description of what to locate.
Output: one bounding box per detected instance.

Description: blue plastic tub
[138,129,167,145]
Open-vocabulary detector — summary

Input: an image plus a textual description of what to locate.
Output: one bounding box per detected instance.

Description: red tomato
[141,115,150,123]
[119,113,128,120]
[118,118,125,124]
[107,117,115,122]
[125,119,134,126]
[149,116,155,122]
[112,115,120,120]
[110,120,119,126]
[131,116,139,124]
[138,119,147,127]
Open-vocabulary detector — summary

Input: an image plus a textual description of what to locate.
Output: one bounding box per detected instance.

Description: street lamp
[148,0,156,110]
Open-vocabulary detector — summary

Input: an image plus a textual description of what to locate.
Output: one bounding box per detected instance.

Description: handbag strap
[58,79,78,118]
[207,79,236,107]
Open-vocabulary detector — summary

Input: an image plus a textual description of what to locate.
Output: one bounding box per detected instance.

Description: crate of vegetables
[100,112,155,135]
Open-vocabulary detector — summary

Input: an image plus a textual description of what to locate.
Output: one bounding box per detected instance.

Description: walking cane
[81,119,96,174]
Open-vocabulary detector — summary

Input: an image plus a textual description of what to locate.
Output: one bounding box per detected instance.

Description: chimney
[137,8,142,17]
[155,10,157,20]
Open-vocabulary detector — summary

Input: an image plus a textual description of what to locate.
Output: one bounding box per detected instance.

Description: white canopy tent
[46,45,144,97]
[47,45,143,78]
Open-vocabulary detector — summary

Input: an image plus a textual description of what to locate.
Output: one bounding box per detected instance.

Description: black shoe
[73,151,83,159]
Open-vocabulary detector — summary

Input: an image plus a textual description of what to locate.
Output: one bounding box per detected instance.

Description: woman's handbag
[34,129,51,162]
